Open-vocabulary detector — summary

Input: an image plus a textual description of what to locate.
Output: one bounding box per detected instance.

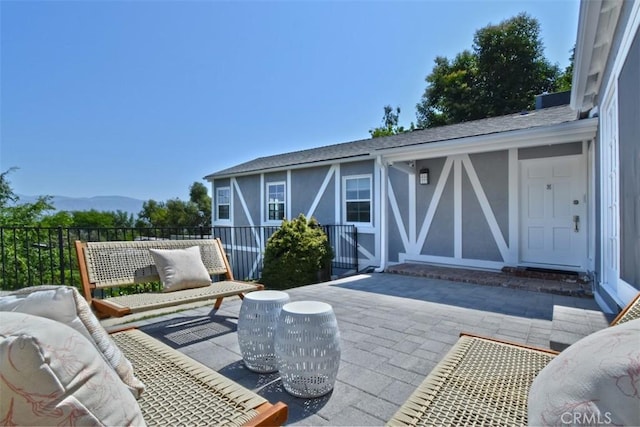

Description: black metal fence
[0,225,358,291]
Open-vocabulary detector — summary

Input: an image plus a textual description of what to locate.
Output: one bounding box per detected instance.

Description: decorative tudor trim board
[508,148,519,265]
[461,155,510,261]
[416,157,453,253]
[306,165,337,219]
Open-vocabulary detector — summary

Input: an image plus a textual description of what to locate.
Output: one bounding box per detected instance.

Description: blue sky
[1,0,579,202]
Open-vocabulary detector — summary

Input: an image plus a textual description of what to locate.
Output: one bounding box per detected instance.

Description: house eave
[204,153,375,181]
[570,0,623,113]
[377,118,598,163]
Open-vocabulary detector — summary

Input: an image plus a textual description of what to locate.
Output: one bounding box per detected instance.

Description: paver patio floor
[108,273,599,426]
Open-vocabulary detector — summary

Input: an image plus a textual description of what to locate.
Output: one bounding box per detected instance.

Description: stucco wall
[234,175,260,226]
[290,165,335,224]
[462,161,502,261]
[422,163,454,257]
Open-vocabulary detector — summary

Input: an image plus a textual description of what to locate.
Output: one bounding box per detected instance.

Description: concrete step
[501,266,590,284]
[550,305,614,351]
[387,263,593,297]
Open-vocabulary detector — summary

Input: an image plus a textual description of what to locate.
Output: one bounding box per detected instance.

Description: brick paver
[109,273,600,426]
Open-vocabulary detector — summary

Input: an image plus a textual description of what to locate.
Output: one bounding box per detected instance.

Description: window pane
[268,184,285,202]
[346,201,370,223]
[217,189,229,204]
[268,202,285,220]
[346,177,370,200]
[218,205,229,220]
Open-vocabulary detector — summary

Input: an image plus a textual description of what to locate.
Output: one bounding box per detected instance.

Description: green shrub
[260,214,333,290]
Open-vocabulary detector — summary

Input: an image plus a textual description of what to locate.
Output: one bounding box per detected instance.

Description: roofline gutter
[204,154,375,181]
[376,118,598,164]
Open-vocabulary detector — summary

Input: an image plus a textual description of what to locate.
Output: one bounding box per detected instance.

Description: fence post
[57,226,65,284]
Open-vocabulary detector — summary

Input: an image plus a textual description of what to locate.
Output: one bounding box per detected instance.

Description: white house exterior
[206,0,638,316]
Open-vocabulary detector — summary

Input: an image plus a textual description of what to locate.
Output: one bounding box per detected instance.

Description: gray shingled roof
[206,105,577,178]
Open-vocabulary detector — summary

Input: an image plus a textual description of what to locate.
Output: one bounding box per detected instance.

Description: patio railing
[0,225,358,291]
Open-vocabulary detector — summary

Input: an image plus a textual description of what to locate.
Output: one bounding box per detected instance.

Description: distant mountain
[16,194,145,217]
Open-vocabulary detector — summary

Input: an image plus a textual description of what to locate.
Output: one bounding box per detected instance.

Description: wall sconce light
[419,168,429,185]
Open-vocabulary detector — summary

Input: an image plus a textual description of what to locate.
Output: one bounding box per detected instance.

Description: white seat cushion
[0,312,146,426]
[0,285,145,398]
[528,318,640,426]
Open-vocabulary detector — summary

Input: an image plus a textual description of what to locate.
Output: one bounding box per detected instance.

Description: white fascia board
[571,0,602,112]
[207,155,374,180]
[379,119,598,164]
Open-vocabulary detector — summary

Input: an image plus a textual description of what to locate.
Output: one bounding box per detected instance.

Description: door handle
[573,215,580,232]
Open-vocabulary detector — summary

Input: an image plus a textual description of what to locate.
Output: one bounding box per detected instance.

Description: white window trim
[214,186,231,224]
[596,7,639,309]
[342,174,373,227]
[265,181,286,224]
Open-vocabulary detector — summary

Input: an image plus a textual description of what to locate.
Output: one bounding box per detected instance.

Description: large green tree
[416,13,561,128]
[415,50,480,128]
[136,182,211,231]
[556,46,575,92]
[189,182,212,228]
[369,105,414,138]
[0,169,54,226]
[0,169,60,289]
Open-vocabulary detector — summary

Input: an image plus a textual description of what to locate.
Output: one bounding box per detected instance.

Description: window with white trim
[344,175,371,224]
[216,187,230,221]
[267,182,285,221]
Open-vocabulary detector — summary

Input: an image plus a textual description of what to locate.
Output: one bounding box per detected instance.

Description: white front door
[520,155,587,268]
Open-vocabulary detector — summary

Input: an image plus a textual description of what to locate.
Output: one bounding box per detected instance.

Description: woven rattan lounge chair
[386,333,558,426]
[388,293,640,427]
[609,291,640,325]
[75,238,263,318]
[110,328,287,426]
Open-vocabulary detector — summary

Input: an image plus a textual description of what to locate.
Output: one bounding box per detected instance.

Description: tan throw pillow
[1,285,145,398]
[528,318,640,426]
[149,246,212,292]
[0,312,146,426]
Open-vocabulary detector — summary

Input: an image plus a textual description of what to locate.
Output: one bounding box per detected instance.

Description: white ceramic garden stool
[237,290,290,373]
[275,301,341,398]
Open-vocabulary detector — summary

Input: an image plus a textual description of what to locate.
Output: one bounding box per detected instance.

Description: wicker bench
[75,238,263,318]
[111,328,287,426]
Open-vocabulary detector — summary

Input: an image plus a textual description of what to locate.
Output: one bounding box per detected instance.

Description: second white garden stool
[275,301,341,398]
[237,290,290,373]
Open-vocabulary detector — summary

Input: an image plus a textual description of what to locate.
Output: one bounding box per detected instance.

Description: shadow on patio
[329,273,597,320]
[114,272,601,426]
